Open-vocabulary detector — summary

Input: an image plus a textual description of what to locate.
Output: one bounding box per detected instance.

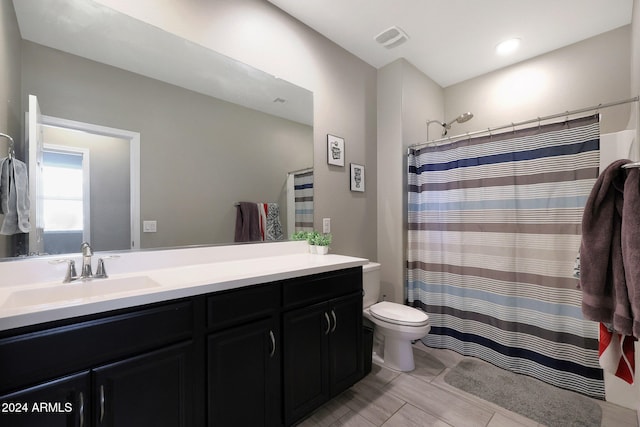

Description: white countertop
[0,250,368,332]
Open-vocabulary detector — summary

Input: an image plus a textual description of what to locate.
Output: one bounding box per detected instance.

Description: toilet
[362,262,430,372]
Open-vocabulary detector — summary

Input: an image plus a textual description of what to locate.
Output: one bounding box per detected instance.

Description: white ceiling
[267,0,634,87]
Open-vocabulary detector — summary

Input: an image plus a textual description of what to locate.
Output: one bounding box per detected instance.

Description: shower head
[453,112,474,124]
[442,112,474,136]
[426,112,474,140]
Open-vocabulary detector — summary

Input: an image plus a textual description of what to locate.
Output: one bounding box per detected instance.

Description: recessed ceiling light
[495,38,521,56]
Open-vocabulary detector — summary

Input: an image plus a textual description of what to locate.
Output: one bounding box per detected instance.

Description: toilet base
[369,324,429,372]
[363,306,430,373]
[382,334,416,371]
[371,351,384,367]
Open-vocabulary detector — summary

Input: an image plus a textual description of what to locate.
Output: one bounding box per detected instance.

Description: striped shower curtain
[407,115,604,398]
[294,170,314,232]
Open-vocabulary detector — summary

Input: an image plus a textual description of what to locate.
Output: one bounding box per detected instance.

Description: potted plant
[311,232,332,255]
[305,231,319,253]
[291,231,310,241]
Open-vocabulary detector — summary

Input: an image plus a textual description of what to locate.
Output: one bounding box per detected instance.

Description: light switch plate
[143,220,157,233]
[323,218,331,233]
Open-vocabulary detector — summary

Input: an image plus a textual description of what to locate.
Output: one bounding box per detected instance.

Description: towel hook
[0,133,15,159]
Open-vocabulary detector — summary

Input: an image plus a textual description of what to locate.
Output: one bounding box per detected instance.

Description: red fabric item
[599,323,636,384]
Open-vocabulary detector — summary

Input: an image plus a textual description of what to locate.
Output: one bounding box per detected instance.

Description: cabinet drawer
[207,283,280,330]
[283,267,362,310]
[0,301,193,393]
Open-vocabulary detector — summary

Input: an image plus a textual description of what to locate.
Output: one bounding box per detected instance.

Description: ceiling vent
[374,26,409,49]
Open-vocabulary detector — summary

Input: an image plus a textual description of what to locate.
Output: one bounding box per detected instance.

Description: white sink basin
[1,276,161,309]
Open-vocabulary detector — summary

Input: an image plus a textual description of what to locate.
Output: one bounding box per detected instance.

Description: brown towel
[234,202,261,242]
[622,168,640,337]
[580,159,632,335]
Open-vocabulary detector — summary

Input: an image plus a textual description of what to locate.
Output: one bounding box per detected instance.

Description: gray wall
[21,41,313,249]
[445,26,632,135]
[377,59,444,303]
[0,1,22,258]
[95,0,379,260]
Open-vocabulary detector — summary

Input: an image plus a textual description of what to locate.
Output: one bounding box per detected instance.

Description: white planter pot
[316,246,329,255]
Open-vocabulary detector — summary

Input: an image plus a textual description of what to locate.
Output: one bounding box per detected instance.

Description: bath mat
[444,359,602,427]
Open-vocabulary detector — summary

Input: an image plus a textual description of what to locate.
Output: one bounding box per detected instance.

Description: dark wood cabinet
[0,301,196,427]
[283,301,330,424]
[0,267,363,427]
[206,282,281,426]
[282,268,363,426]
[329,293,364,394]
[0,342,194,427]
[0,371,90,427]
[208,317,280,426]
[93,341,194,427]
[0,301,194,394]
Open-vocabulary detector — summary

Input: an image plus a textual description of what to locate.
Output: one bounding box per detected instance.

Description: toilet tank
[362,262,381,308]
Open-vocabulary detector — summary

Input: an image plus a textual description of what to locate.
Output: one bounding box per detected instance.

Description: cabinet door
[282,301,330,426]
[207,317,280,427]
[93,341,194,427]
[0,371,90,427]
[329,293,363,396]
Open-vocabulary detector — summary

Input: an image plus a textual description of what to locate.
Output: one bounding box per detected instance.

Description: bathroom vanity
[0,243,367,426]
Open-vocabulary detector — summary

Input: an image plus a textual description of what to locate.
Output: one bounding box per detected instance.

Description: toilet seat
[369,301,429,327]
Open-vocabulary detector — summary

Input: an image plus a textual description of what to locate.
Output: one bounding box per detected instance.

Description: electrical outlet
[143,220,157,233]
[323,218,331,233]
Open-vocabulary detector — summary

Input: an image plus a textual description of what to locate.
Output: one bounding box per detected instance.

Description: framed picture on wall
[327,134,345,166]
[350,163,365,192]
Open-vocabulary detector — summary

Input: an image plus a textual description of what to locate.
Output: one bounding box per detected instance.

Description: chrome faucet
[80,242,94,279]
[51,243,118,283]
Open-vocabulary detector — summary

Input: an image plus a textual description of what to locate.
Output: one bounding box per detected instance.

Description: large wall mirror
[3,0,314,259]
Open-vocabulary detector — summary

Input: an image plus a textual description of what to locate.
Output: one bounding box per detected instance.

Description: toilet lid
[369,301,429,327]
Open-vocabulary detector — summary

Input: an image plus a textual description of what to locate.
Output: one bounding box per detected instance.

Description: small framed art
[327,134,345,166]
[350,163,365,192]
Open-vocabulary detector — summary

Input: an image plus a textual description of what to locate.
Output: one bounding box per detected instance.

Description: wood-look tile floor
[297,343,638,427]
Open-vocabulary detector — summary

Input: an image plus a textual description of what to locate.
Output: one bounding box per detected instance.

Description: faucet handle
[94,255,120,279]
[66,260,78,283]
[95,259,107,278]
[49,259,78,283]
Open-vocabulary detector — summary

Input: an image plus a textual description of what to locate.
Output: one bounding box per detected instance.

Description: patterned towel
[258,203,283,241]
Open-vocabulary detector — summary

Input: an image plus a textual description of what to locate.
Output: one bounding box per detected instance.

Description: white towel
[600,130,635,171]
[0,157,30,235]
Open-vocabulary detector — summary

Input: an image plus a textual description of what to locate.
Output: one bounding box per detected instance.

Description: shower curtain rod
[409,95,640,151]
